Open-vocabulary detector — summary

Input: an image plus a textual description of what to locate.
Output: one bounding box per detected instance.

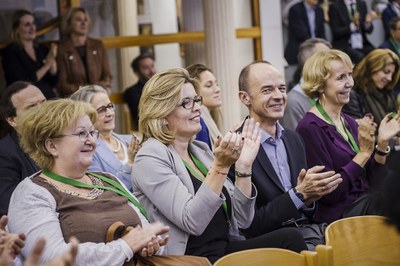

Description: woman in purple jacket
[296,49,400,223]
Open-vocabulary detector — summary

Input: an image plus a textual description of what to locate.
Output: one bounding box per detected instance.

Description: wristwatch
[293,187,305,203]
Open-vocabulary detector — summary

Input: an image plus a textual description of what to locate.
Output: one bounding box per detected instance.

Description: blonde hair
[302,49,353,99]
[70,85,108,103]
[139,68,200,144]
[17,99,97,169]
[353,49,400,93]
[61,7,91,40]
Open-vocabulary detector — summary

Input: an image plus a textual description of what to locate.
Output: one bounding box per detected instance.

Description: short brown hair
[17,99,97,169]
[139,68,200,144]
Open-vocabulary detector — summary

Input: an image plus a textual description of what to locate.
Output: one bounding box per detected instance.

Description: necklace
[111,136,121,153]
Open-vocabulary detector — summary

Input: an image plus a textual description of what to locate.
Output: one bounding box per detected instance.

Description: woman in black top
[2,10,58,99]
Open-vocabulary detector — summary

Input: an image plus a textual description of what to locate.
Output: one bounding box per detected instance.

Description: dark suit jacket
[56,38,112,97]
[230,125,312,237]
[123,80,145,131]
[0,130,39,216]
[382,4,398,40]
[1,43,58,99]
[328,0,373,52]
[285,1,326,65]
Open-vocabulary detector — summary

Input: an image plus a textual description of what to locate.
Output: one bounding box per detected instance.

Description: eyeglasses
[96,103,115,115]
[178,96,203,110]
[55,129,100,141]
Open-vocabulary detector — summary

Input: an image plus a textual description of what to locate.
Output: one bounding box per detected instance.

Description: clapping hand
[357,115,376,156]
[235,118,262,172]
[127,134,141,165]
[377,112,400,144]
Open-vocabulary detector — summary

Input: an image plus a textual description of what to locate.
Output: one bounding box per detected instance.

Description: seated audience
[132,68,308,264]
[187,64,222,149]
[282,38,331,130]
[57,7,112,97]
[296,49,400,224]
[70,85,139,191]
[379,18,400,98]
[284,0,326,65]
[381,0,400,40]
[328,0,375,64]
[1,10,58,99]
[123,54,156,131]
[343,49,400,124]
[235,60,341,250]
[0,81,43,217]
[7,99,169,265]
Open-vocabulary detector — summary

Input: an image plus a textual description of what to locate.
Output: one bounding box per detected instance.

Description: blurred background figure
[57,7,112,97]
[328,0,376,64]
[123,53,156,132]
[71,85,140,192]
[381,0,400,40]
[343,48,400,124]
[284,0,326,66]
[1,9,58,99]
[187,64,222,150]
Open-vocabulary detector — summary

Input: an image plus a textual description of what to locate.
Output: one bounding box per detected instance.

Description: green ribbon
[181,152,229,220]
[315,102,360,153]
[42,169,148,220]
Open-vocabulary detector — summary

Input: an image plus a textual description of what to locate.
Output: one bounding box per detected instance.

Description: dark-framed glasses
[97,103,115,114]
[179,95,203,110]
[55,129,100,141]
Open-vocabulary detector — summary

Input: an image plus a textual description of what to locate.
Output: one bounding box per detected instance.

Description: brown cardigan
[56,37,112,97]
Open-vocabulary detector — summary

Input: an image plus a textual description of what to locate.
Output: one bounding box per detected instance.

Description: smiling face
[165,82,202,140]
[321,60,354,108]
[17,14,36,42]
[240,63,287,125]
[51,115,97,172]
[70,11,89,36]
[90,92,115,134]
[371,63,395,90]
[198,70,222,109]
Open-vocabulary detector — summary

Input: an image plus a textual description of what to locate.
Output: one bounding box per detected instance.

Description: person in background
[123,54,156,132]
[0,82,44,217]
[132,68,307,263]
[187,64,222,150]
[328,0,375,64]
[71,85,140,192]
[1,10,58,99]
[381,0,400,40]
[379,17,400,98]
[297,49,400,224]
[7,99,169,265]
[343,49,400,125]
[235,60,341,250]
[57,7,112,97]
[284,0,326,66]
[282,38,331,130]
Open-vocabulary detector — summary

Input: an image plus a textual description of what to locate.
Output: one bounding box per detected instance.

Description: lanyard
[42,169,148,220]
[182,152,229,220]
[315,102,360,153]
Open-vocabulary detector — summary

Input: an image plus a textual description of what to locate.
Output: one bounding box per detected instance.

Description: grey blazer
[132,138,256,255]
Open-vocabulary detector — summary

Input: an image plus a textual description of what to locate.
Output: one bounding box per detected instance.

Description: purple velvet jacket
[296,112,386,223]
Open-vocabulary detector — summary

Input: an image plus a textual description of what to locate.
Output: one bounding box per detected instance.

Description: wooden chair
[213,248,318,266]
[317,215,400,266]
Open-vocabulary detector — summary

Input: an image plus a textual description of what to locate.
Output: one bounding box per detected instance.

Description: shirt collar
[261,122,285,143]
[304,1,316,11]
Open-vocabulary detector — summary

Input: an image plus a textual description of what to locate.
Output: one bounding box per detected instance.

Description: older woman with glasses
[7,99,169,265]
[132,68,307,264]
[70,85,139,192]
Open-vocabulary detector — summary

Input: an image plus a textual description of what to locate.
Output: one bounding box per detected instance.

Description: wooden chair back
[213,248,318,266]
[322,215,400,266]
